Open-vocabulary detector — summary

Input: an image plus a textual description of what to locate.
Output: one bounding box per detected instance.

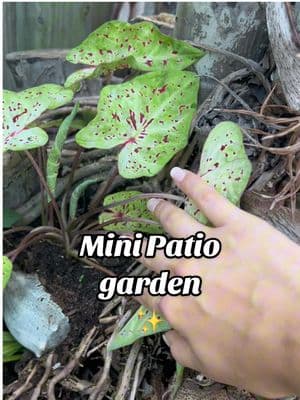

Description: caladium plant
[66,20,204,89]
[76,70,199,178]
[3,84,73,151]
[109,121,251,350]
[99,190,163,233]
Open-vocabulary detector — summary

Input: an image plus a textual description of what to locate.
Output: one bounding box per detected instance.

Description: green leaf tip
[3,256,13,289]
[99,190,163,233]
[3,84,73,152]
[108,306,170,351]
[76,70,200,178]
[66,20,205,74]
[3,331,23,363]
[185,121,252,224]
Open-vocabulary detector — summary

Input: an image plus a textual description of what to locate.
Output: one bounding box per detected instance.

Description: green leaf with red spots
[108,306,170,351]
[66,20,204,75]
[3,84,73,152]
[185,121,252,225]
[99,190,163,233]
[76,70,199,178]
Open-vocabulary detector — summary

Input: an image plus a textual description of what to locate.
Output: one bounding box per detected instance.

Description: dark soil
[19,240,126,350]
[3,238,129,387]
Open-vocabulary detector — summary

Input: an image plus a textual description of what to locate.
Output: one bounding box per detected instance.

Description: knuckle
[157,296,173,321]
[157,202,176,225]
[174,263,186,277]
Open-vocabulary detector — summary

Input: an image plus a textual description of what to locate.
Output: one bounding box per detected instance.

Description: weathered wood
[5,49,102,96]
[3,2,114,89]
[241,191,300,244]
[266,3,300,112]
[3,152,39,211]
[174,3,269,101]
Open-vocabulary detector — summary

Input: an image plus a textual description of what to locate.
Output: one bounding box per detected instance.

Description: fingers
[170,167,241,227]
[139,241,174,274]
[163,331,201,371]
[147,198,213,237]
[138,285,206,338]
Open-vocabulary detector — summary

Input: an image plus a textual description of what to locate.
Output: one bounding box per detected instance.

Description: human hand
[139,167,300,398]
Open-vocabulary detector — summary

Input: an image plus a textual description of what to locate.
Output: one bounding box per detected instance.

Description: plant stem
[38,147,47,225]
[66,147,83,193]
[7,232,64,262]
[67,250,116,277]
[69,216,159,249]
[69,192,184,232]
[89,165,119,210]
[25,150,70,250]
[4,226,33,235]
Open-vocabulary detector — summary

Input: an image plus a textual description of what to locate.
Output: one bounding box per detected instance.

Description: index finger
[147,198,214,237]
[170,167,241,227]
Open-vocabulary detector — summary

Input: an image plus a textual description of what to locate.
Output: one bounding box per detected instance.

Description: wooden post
[174,3,269,101]
[266,3,300,112]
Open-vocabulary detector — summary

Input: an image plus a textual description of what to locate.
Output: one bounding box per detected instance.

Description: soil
[3,238,129,386]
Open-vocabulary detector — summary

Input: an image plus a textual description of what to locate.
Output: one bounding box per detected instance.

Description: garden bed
[3,14,299,400]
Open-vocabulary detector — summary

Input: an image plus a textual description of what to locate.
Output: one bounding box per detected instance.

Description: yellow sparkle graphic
[142,325,148,333]
[147,311,162,332]
[138,308,145,319]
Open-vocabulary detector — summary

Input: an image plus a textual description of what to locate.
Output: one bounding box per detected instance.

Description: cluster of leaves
[65,20,204,90]
[2,20,252,373]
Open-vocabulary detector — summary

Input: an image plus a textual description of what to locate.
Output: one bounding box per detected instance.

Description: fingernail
[170,167,186,182]
[162,334,169,347]
[147,198,161,212]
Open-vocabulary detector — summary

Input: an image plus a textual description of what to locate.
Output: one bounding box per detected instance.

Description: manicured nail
[162,334,169,347]
[147,198,161,212]
[170,167,186,182]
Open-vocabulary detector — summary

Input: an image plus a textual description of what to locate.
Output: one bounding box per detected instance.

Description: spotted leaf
[76,71,199,178]
[3,85,73,151]
[67,20,204,75]
[99,191,163,233]
[185,121,252,224]
[108,306,170,351]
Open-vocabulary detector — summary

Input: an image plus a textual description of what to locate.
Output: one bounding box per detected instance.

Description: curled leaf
[46,103,79,198]
[3,84,73,151]
[99,191,163,233]
[108,306,170,351]
[67,20,204,74]
[185,121,252,224]
[64,67,100,92]
[76,71,199,178]
[69,176,102,220]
